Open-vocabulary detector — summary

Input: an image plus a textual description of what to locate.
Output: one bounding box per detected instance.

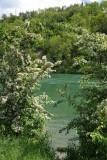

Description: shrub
[0,30,59,137]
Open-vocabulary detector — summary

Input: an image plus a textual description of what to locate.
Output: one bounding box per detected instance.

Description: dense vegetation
[1,1,107,73]
[0,1,107,160]
[0,17,57,160]
[62,40,107,159]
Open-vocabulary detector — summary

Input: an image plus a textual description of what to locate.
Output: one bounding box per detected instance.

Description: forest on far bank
[1,1,107,73]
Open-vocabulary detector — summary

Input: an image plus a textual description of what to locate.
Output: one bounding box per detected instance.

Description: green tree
[64,31,107,160]
[0,30,57,137]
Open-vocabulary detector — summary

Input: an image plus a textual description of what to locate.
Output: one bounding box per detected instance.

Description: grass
[0,136,55,160]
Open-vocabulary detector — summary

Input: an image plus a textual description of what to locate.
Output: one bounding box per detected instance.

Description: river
[39,74,81,149]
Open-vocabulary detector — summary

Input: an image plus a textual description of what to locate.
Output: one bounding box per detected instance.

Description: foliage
[0,1,107,159]
[1,1,107,73]
[0,136,55,160]
[63,32,107,160]
[0,28,59,137]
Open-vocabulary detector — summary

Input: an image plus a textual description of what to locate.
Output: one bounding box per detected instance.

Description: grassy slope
[0,137,54,160]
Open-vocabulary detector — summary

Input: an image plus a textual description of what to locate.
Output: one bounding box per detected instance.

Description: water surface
[39,74,81,148]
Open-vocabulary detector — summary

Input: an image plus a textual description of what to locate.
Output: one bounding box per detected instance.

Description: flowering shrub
[0,30,60,137]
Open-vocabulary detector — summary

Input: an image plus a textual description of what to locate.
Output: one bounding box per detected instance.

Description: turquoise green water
[39,74,81,149]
